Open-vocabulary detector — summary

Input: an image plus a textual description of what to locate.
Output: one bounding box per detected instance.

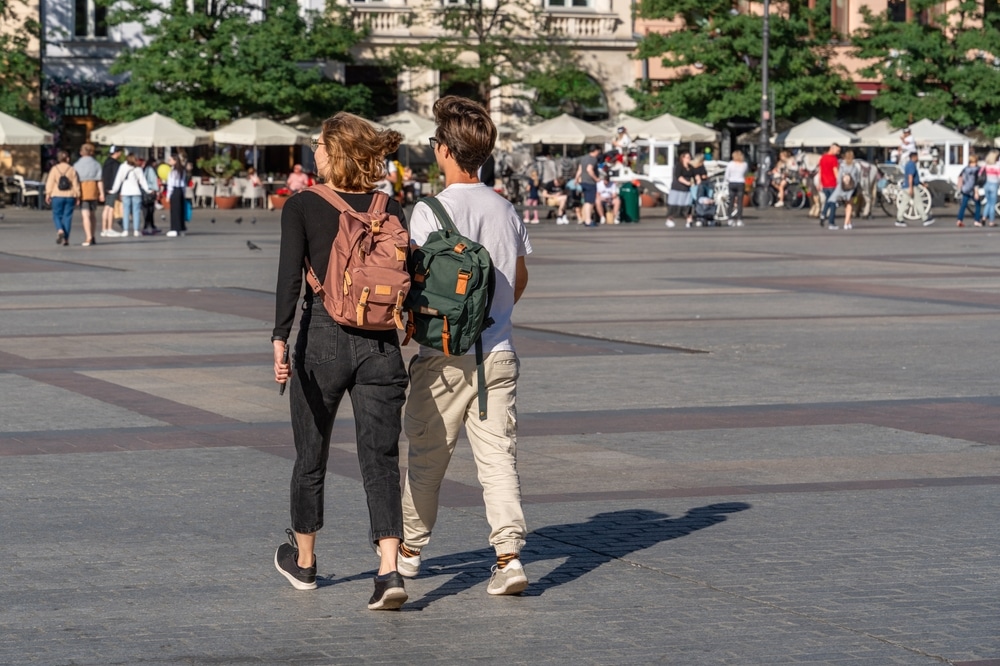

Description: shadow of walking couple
[392,502,751,610]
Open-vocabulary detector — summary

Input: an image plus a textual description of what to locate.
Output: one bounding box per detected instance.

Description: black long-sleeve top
[272,189,407,340]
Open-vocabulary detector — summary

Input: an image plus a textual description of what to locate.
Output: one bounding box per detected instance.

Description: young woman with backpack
[44,150,80,246]
[271,113,411,611]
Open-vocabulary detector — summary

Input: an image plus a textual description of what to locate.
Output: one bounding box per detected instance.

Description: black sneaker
[274,528,317,590]
[368,571,407,610]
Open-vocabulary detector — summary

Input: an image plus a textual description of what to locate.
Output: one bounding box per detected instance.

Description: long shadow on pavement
[377,503,752,610]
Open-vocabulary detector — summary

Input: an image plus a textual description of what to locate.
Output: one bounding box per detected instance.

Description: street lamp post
[756,0,771,209]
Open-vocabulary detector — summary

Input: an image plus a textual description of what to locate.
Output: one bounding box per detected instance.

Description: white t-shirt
[597,180,618,200]
[899,135,917,160]
[724,160,748,184]
[408,183,532,356]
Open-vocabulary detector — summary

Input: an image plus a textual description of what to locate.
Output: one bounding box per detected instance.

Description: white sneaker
[397,548,422,578]
[133,230,141,237]
[736,219,744,227]
[166,230,179,237]
[685,220,692,228]
[844,223,853,230]
[487,559,528,596]
[556,216,569,225]
[775,201,784,208]
[665,219,676,228]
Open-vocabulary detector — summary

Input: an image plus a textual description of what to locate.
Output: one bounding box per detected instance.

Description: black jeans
[288,301,408,541]
[728,183,745,219]
[169,189,185,232]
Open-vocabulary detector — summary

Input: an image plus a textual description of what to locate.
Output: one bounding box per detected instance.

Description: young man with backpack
[399,95,532,595]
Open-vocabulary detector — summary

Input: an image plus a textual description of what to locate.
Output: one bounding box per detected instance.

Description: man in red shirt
[818,143,841,229]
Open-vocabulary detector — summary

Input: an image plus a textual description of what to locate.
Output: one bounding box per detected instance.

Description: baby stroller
[692,181,718,227]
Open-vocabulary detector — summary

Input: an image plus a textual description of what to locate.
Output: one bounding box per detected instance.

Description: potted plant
[196,155,242,209]
[270,186,291,210]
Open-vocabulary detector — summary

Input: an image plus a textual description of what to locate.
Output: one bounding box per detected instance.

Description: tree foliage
[631,0,854,125]
[385,0,600,118]
[94,0,371,127]
[0,0,43,123]
[852,0,1000,135]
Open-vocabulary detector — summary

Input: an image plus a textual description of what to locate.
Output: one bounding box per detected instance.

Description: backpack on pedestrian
[403,196,495,419]
[57,167,72,191]
[976,167,987,188]
[303,186,411,331]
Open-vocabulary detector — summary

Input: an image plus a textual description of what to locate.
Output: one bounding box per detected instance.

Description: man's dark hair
[433,95,497,177]
[588,144,601,153]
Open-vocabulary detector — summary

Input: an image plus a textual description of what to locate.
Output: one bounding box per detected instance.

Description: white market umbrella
[0,110,53,145]
[520,113,608,146]
[633,113,719,142]
[855,118,898,147]
[90,122,124,145]
[377,111,436,145]
[884,118,969,146]
[775,117,859,148]
[94,112,211,148]
[211,117,309,146]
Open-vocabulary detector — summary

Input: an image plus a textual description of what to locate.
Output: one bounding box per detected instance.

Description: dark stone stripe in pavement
[0,252,112,273]
[720,275,1000,311]
[517,398,1000,446]
[522,475,1000,505]
[0,351,257,371]
[16,369,241,427]
[124,287,274,321]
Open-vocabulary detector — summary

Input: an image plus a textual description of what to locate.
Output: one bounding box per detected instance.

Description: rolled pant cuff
[292,524,322,535]
[371,530,403,542]
[494,541,524,557]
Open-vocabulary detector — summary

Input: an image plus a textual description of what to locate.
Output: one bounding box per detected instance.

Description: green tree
[631,0,854,125]
[852,0,1000,135]
[94,0,371,127]
[384,0,601,118]
[0,0,43,122]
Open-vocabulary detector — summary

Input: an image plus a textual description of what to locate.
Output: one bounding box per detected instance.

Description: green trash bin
[619,181,640,223]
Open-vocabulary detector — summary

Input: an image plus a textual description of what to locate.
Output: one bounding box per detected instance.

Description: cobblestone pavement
[1,202,998,665]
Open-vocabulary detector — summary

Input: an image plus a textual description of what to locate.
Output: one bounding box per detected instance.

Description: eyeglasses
[309,138,320,152]
[428,137,440,150]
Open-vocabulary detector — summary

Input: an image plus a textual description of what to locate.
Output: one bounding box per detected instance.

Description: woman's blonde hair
[986,150,999,166]
[691,154,705,167]
[319,112,403,191]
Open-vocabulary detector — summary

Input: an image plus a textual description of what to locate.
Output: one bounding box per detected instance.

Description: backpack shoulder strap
[305,184,355,212]
[368,190,390,215]
[420,196,459,235]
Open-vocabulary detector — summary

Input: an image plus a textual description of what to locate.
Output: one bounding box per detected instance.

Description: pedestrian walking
[142,157,161,235]
[575,145,601,226]
[73,143,103,246]
[109,154,154,238]
[983,150,1000,227]
[724,150,748,227]
[833,150,860,230]
[666,149,693,228]
[819,143,841,229]
[896,151,936,227]
[955,155,982,227]
[101,146,122,237]
[399,95,532,597]
[271,112,410,610]
[166,154,187,237]
[522,169,541,224]
[45,150,80,246]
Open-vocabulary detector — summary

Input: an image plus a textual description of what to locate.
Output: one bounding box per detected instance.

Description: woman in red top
[818,143,841,229]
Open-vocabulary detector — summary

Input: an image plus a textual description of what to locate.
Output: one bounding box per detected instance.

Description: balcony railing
[543,12,620,38]
[351,7,414,35]
[349,6,621,40]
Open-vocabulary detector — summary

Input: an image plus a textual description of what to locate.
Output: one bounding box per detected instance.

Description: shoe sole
[367,587,407,610]
[274,549,317,590]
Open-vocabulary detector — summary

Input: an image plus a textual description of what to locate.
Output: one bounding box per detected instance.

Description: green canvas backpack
[403,196,495,419]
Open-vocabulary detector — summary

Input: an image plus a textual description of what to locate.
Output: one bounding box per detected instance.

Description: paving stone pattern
[1,205,999,665]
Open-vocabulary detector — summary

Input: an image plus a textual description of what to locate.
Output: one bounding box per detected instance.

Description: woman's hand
[273,340,290,386]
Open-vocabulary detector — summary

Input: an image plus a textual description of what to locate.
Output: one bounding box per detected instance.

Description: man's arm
[587,163,598,181]
[513,256,528,304]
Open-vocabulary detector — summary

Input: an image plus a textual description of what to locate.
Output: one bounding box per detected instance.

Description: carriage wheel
[896,185,933,221]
